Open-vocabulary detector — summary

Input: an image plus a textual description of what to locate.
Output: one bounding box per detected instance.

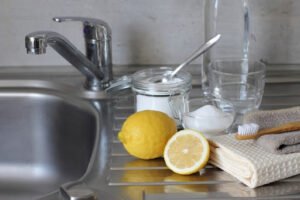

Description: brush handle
[257,121,300,136]
[236,121,300,140]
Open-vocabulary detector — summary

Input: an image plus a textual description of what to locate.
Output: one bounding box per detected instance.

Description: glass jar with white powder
[132,67,192,120]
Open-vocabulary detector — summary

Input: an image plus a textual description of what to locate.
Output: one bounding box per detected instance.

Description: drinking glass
[208,59,266,127]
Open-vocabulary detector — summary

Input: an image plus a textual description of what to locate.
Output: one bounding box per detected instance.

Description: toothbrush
[235,121,300,140]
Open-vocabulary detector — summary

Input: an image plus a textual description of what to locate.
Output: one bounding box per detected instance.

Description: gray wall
[0,0,299,66]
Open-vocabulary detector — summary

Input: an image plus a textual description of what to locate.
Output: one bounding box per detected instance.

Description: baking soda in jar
[136,95,173,116]
[132,67,192,121]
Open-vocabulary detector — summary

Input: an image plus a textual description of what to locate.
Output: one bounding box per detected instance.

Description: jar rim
[132,67,192,96]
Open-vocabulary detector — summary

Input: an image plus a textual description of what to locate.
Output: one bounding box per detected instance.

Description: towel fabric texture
[209,134,300,188]
[243,106,300,129]
[256,131,300,154]
[243,106,300,154]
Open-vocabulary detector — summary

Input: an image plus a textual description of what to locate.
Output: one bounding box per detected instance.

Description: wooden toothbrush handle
[256,121,300,138]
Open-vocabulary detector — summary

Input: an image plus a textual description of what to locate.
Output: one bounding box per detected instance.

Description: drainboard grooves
[108,168,234,186]
[109,92,235,190]
[143,182,300,199]
[112,138,121,143]
[111,143,129,156]
[112,128,120,142]
[110,157,167,171]
[113,118,124,131]
[108,85,300,199]
[113,107,134,120]
[113,94,134,108]
[114,105,135,110]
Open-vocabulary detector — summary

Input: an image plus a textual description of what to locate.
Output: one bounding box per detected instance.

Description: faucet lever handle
[53,16,113,85]
[53,16,111,41]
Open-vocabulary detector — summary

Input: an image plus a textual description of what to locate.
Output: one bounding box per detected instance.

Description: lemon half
[164,129,210,175]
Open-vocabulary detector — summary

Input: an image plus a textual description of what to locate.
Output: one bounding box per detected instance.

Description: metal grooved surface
[107,85,300,200]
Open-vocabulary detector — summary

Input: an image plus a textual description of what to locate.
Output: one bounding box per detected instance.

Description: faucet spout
[25,31,105,91]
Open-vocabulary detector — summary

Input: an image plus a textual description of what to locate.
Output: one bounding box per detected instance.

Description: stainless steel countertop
[1,64,300,200]
[106,87,300,200]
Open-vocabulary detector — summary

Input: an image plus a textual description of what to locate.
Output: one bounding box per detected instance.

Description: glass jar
[132,67,192,122]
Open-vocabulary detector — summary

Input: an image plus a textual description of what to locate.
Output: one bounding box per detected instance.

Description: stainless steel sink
[2,65,300,200]
[0,86,99,199]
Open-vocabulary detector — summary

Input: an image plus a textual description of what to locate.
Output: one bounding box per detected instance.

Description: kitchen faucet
[25,17,113,91]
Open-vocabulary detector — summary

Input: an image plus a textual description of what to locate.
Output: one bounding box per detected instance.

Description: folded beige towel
[243,106,300,129]
[256,131,300,154]
[243,106,300,154]
[209,134,300,188]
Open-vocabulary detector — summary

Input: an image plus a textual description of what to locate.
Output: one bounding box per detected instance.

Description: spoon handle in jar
[169,34,221,79]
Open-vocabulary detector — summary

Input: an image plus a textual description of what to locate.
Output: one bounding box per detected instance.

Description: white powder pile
[136,95,173,117]
[183,105,234,137]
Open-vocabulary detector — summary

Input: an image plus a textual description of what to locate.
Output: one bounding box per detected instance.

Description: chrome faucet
[25,17,113,91]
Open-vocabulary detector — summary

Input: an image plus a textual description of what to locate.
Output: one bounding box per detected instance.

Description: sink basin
[0,88,99,199]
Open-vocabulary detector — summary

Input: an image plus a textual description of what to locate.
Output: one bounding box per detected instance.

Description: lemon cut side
[164,129,210,175]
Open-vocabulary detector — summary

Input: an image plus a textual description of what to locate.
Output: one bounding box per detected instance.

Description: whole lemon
[118,110,177,160]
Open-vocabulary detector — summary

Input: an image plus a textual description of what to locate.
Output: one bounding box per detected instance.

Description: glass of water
[208,59,266,128]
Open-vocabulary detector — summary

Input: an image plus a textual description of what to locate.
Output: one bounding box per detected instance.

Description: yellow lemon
[164,129,210,175]
[118,110,177,160]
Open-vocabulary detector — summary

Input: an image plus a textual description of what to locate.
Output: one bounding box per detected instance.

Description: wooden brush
[235,121,300,140]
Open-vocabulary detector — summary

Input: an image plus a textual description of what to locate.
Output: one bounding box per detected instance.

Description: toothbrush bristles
[238,123,260,135]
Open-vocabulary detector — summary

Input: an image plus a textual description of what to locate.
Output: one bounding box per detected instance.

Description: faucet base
[84,79,110,91]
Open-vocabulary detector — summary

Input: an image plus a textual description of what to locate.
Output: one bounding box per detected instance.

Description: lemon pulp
[164,129,210,175]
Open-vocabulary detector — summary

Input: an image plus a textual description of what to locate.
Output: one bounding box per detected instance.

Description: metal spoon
[156,34,221,83]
